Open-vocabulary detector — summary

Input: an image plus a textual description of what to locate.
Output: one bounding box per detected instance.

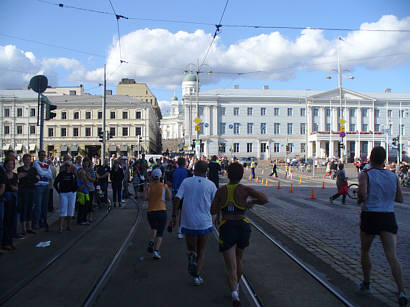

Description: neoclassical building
[160,94,184,152]
[181,74,409,161]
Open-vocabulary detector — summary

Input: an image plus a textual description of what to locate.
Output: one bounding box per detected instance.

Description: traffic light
[286,145,289,152]
[392,137,398,148]
[98,130,104,142]
[45,102,57,120]
[192,139,196,149]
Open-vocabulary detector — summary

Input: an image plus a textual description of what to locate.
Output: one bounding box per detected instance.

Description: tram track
[0,197,142,307]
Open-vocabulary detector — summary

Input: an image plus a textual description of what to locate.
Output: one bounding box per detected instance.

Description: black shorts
[360,211,398,235]
[218,219,251,252]
[147,210,167,237]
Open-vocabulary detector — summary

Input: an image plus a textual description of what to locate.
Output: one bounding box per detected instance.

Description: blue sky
[1,0,409,113]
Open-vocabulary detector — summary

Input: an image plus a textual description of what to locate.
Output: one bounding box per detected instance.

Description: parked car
[239,157,257,168]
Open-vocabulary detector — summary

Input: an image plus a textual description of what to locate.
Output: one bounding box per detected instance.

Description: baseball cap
[152,168,162,179]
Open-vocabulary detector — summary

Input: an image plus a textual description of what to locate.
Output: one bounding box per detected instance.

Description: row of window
[219,142,305,153]
[219,123,306,135]
[311,107,406,119]
[225,107,306,117]
[3,126,143,137]
[2,108,144,120]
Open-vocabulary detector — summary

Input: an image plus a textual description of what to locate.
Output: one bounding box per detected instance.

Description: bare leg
[379,231,405,293]
[185,234,197,256]
[223,246,238,291]
[150,229,157,241]
[58,217,64,232]
[67,216,72,230]
[360,232,375,283]
[195,234,209,276]
[236,247,245,285]
[154,237,163,251]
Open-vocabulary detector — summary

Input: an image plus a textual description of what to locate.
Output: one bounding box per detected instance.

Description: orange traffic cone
[265,179,269,186]
[310,188,316,199]
[261,178,264,185]
[262,169,264,175]
[246,166,248,170]
[248,174,252,181]
[289,184,294,193]
[322,182,325,189]
[256,176,259,183]
[298,177,302,184]
[277,181,281,189]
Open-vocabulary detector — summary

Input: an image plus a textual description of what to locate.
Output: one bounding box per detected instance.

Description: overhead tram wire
[33,0,410,33]
[107,0,128,63]
[200,0,229,66]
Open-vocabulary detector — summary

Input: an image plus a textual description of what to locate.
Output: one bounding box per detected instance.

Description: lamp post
[326,37,354,163]
[184,60,212,158]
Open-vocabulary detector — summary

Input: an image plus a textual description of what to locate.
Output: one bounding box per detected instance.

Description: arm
[172,197,181,227]
[142,184,149,201]
[210,189,222,215]
[53,173,61,192]
[357,171,368,204]
[0,183,4,197]
[164,184,172,201]
[245,186,268,207]
[395,177,403,203]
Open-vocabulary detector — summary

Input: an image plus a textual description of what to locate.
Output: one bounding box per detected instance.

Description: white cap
[152,168,162,179]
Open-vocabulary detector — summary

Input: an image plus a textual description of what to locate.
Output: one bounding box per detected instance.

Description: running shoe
[399,292,408,307]
[193,276,203,286]
[232,291,240,307]
[153,250,161,260]
[358,281,373,293]
[232,298,240,307]
[188,253,198,277]
[147,241,154,253]
[177,233,184,239]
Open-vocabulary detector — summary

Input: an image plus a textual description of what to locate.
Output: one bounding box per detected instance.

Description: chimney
[263,85,269,90]
[233,84,239,89]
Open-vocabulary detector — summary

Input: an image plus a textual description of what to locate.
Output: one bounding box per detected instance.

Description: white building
[181,77,410,161]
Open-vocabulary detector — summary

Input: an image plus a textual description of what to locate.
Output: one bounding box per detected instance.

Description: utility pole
[102,64,107,161]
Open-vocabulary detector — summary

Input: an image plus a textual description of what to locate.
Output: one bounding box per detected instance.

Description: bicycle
[347,183,359,199]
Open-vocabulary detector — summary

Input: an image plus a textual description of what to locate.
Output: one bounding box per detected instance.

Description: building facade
[181,80,410,161]
[160,95,184,152]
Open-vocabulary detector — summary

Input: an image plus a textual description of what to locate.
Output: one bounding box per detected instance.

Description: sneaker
[188,253,198,277]
[177,233,184,239]
[193,276,204,286]
[15,234,25,240]
[358,281,373,293]
[329,197,333,204]
[80,221,90,225]
[147,241,154,253]
[121,199,127,203]
[153,250,161,260]
[399,292,408,306]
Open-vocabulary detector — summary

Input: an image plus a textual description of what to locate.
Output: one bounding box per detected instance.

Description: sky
[1,0,410,114]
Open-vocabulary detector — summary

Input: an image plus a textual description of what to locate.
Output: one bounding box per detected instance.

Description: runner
[208,155,221,188]
[142,168,171,260]
[172,160,217,286]
[171,157,189,239]
[211,162,268,306]
[357,146,407,306]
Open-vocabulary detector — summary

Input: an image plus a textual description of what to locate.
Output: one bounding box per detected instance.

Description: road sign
[195,125,200,131]
[339,119,345,124]
[195,141,200,146]
[204,123,209,127]
[339,132,346,138]
[194,117,201,124]
[29,75,48,93]
[229,124,233,129]
[183,146,188,149]
[340,126,345,132]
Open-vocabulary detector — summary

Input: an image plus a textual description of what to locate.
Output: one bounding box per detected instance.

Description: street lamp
[184,60,212,158]
[326,37,354,163]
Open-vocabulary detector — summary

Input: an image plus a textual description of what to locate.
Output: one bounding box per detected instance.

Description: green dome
[172,95,178,101]
[183,73,197,82]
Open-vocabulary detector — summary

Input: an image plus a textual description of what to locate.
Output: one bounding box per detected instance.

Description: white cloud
[1,15,410,90]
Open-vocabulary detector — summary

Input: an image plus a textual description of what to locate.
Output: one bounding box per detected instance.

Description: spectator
[96,158,110,205]
[3,159,18,250]
[32,150,52,231]
[208,155,221,188]
[54,156,77,232]
[82,157,96,223]
[110,160,124,207]
[77,162,91,226]
[329,164,348,205]
[17,154,39,235]
[47,159,57,212]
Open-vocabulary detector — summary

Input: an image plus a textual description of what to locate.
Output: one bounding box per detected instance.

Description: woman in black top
[17,154,39,235]
[3,159,18,250]
[110,160,124,207]
[54,157,78,232]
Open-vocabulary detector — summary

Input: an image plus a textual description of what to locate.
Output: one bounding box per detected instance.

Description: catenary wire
[33,0,410,33]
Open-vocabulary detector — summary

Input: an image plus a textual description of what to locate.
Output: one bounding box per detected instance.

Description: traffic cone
[246,166,248,170]
[273,173,277,178]
[262,169,264,175]
[261,178,264,185]
[310,188,316,199]
[256,176,259,183]
[289,184,294,193]
[248,174,252,181]
[322,182,325,189]
[265,179,269,186]
[298,177,302,184]
[277,181,281,189]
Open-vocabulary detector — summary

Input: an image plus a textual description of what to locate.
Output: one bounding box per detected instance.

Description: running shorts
[218,219,251,252]
[147,210,167,237]
[360,211,398,235]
